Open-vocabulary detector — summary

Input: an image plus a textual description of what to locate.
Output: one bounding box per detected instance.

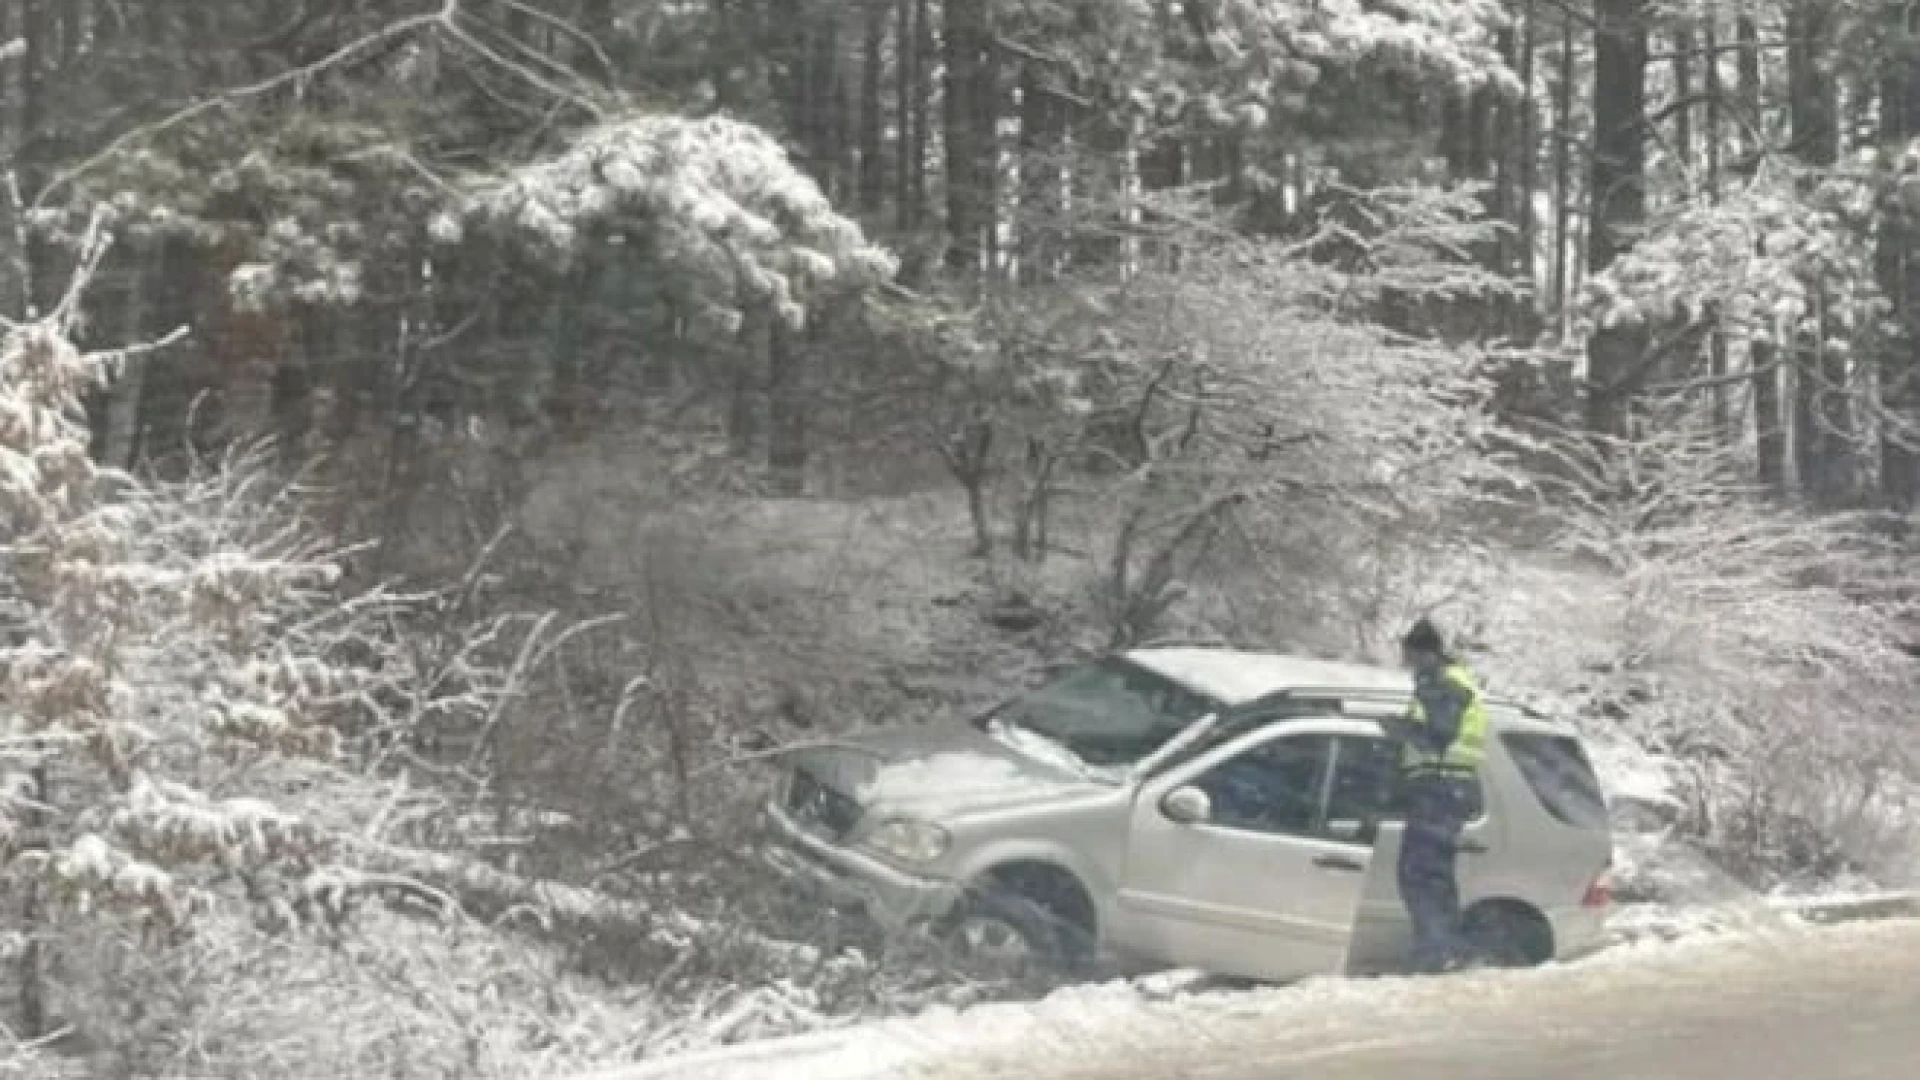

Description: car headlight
[862,819,951,865]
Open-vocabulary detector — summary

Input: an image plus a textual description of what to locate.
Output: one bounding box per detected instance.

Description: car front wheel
[940,889,1071,981]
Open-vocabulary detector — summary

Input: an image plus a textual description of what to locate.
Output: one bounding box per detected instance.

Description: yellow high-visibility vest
[1402,662,1487,775]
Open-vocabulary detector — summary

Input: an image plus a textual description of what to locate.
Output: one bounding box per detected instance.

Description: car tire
[1461,904,1553,969]
[940,888,1076,981]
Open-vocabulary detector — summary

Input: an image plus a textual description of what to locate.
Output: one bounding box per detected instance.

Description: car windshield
[985,658,1219,770]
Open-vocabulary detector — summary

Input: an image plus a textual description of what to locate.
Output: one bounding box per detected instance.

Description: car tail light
[1582,867,1614,908]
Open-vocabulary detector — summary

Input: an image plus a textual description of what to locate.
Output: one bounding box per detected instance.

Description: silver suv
[764,646,1615,981]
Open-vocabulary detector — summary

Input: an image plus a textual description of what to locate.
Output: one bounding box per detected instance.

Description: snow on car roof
[1123,647,1408,705]
[1123,647,1577,735]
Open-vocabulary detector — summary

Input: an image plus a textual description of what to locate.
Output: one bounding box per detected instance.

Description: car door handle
[1313,853,1366,872]
[1456,839,1489,855]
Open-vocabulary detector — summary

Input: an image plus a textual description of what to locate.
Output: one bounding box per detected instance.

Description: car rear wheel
[1462,902,1555,969]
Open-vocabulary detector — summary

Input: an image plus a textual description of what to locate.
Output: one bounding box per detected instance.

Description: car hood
[789,721,1111,819]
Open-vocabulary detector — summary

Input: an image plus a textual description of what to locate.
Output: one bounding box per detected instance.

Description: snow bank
[571,917,1867,1080]
[1585,737,1681,818]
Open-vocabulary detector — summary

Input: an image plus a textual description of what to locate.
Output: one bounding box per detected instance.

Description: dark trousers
[1397,772,1473,973]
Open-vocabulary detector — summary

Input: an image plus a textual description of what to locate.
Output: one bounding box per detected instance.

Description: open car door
[1336,731,1496,975]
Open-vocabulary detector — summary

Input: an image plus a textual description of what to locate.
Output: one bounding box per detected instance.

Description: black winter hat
[1400,617,1447,656]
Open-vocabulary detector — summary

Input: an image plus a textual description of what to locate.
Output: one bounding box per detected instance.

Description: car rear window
[1501,732,1610,830]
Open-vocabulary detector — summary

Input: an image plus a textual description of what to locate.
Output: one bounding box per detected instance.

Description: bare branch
[686,738,895,780]
[490,0,620,86]
[3,173,31,317]
[435,13,605,120]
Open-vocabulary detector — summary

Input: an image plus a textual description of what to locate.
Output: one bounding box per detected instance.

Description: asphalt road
[911,918,1920,1080]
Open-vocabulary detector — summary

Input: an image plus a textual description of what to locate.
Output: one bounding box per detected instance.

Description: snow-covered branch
[463,115,896,329]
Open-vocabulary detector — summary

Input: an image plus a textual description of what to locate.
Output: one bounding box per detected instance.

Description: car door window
[1325,735,1403,839]
[1327,734,1485,828]
[1190,735,1333,836]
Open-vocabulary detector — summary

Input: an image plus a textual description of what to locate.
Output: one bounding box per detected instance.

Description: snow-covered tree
[0,213,346,1031]
[462,114,897,331]
[1585,162,1879,354]
[0,210,655,1062]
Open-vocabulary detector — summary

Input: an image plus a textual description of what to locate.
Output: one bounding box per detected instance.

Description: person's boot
[1406,945,1447,976]
[1442,940,1483,974]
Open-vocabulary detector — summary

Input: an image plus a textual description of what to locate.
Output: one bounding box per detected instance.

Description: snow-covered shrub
[0,214,382,1045]
[1062,182,1516,654]
[1510,413,1919,887]
[50,904,671,1079]
[0,213,697,1072]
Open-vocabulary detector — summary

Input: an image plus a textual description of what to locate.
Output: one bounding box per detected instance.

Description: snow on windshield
[987,719,1123,783]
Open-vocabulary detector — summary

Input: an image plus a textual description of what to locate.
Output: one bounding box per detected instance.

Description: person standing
[1383,617,1488,974]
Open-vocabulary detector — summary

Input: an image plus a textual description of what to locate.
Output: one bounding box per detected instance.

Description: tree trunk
[1073,99,1129,267]
[767,315,808,495]
[353,837,653,938]
[813,19,849,201]
[16,0,51,315]
[1736,16,1762,160]
[1703,6,1730,443]
[1787,1,1851,505]
[1736,14,1787,491]
[711,0,742,111]
[1011,440,1057,562]
[727,309,762,457]
[546,259,593,432]
[375,250,433,567]
[1585,0,1651,437]
[1552,14,1575,329]
[1753,339,1787,491]
[17,767,47,1038]
[1441,93,1470,180]
[1704,7,1722,200]
[965,469,992,555]
[938,419,994,556]
[1673,24,1695,198]
[1708,324,1732,444]
[894,0,917,228]
[100,261,150,468]
[909,0,933,230]
[1020,74,1067,279]
[858,2,888,214]
[1878,9,1920,510]
[943,0,996,274]
[1514,0,1539,320]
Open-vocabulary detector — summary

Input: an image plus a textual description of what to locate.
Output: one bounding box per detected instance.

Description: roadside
[979,916,1920,1080]
[566,892,1920,1080]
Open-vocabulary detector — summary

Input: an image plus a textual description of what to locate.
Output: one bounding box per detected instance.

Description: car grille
[785,766,861,841]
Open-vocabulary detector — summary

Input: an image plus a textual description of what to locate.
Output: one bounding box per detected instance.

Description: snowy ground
[568,889,1920,1080]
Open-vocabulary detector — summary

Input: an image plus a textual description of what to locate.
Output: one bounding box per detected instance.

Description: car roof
[1124,645,1580,736]
[1125,647,1409,704]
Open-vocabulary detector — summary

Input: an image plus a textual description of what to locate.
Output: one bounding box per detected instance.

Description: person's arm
[1410,676,1468,754]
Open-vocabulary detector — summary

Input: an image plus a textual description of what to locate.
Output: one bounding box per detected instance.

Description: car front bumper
[761,799,964,931]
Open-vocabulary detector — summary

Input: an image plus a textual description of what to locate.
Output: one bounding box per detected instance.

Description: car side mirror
[1161,786,1212,825]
